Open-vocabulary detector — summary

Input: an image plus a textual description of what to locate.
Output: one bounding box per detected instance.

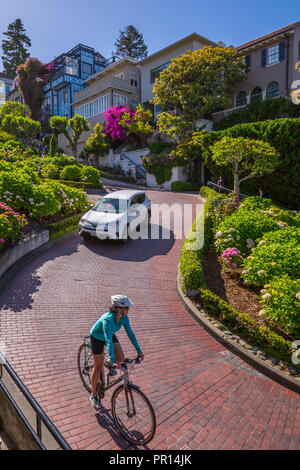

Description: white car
[78,189,151,243]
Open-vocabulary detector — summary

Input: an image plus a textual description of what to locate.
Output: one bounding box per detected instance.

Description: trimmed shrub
[259,276,300,337]
[241,232,300,287]
[41,163,60,180]
[60,165,82,182]
[81,165,102,185]
[214,211,279,255]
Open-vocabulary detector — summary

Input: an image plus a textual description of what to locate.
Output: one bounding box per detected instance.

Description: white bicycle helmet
[111,295,133,308]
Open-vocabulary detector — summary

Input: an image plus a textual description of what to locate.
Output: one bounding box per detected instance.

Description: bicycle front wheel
[111,384,156,446]
[77,343,93,393]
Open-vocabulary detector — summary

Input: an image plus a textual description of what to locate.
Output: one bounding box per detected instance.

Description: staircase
[120,153,147,185]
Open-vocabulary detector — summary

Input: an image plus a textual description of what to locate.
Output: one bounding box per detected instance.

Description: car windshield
[92,198,127,214]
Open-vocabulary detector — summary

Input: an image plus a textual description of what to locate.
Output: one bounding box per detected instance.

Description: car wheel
[119,224,129,244]
[81,232,91,240]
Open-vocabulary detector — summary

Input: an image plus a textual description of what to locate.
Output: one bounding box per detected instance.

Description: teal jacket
[90,311,142,363]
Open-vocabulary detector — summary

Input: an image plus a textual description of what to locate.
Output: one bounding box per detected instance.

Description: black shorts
[90,334,119,355]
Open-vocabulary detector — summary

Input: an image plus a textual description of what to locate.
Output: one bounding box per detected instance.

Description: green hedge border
[54,180,103,190]
[179,186,297,368]
[45,212,85,241]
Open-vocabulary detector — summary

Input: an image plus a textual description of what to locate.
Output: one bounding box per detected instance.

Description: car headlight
[80,218,88,224]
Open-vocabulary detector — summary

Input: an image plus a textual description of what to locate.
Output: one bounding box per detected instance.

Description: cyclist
[89,295,144,410]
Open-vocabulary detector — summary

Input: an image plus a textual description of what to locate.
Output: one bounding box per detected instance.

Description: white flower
[236,235,241,240]
[229,228,235,233]
[257,270,265,276]
[216,231,223,238]
[259,310,266,317]
[16,195,20,199]
[259,240,265,245]
[296,292,300,300]
[242,270,248,274]
[262,293,271,301]
[246,238,254,245]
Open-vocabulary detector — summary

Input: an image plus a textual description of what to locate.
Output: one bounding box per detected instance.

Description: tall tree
[113,25,148,59]
[1,19,31,78]
[16,58,51,122]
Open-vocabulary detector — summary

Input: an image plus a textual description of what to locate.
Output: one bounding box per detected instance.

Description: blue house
[43,44,116,119]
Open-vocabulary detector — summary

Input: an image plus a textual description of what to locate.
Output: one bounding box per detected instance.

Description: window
[65,57,79,75]
[261,42,285,67]
[53,94,58,106]
[75,94,109,118]
[113,93,127,106]
[266,81,279,98]
[64,90,68,103]
[250,87,262,102]
[150,62,171,84]
[244,55,251,71]
[82,62,92,75]
[130,73,138,87]
[5,85,11,94]
[267,45,280,65]
[235,91,247,107]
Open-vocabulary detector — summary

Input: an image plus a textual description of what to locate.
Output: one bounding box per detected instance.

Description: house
[58,56,141,157]
[43,44,113,120]
[212,20,300,124]
[139,32,220,121]
[0,73,13,107]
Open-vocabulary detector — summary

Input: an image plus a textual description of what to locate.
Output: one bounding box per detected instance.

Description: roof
[138,32,218,65]
[103,189,145,200]
[84,56,139,84]
[236,20,300,51]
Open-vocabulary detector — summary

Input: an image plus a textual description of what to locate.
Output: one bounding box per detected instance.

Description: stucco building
[212,21,300,123]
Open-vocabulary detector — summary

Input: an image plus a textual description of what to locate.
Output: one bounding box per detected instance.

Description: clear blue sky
[0,0,299,68]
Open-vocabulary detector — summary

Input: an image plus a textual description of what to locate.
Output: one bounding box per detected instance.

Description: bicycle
[77,336,156,446]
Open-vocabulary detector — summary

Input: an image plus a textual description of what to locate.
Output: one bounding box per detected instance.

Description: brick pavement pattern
[0,188,299,450]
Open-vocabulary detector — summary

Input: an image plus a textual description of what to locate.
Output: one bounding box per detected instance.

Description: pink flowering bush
[0,202,27,250]
[218,247,243,272]
[103,106,134,142]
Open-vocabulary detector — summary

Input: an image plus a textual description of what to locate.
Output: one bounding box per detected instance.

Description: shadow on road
[94,404,150,450]
[81,223,176,262]
[0,237,82,313]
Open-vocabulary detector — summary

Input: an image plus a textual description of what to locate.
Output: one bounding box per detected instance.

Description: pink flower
[231,263,237,268]
[0,239,5,244]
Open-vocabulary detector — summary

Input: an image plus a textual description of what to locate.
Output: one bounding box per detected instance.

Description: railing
[207,181,248,199]
[120,153,147,181]
[0,354,71,450]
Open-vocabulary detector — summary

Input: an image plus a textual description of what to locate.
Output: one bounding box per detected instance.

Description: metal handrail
[207,181,249,199]
[0,354,71,450]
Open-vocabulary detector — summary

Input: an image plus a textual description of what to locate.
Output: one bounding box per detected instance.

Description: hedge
[200,118,300,209]
[197,289,295,365]
[179,186,222,290]
[56,180,103,190]
[46,212,85,241]
[171,181,202,192]
[214,97,300,131]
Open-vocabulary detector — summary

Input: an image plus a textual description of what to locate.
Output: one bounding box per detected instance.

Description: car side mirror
[90,203,94,208]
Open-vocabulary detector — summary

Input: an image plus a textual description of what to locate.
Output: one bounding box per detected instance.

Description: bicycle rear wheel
[111,384,156,446]
[77,343,93,393]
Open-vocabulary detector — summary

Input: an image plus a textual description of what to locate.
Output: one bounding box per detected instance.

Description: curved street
[0,185,299,450]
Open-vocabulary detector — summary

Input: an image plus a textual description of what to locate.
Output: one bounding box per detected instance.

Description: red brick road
[0,188,299,450]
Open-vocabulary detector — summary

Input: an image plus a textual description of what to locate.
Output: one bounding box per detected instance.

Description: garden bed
[202,245,294,343]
